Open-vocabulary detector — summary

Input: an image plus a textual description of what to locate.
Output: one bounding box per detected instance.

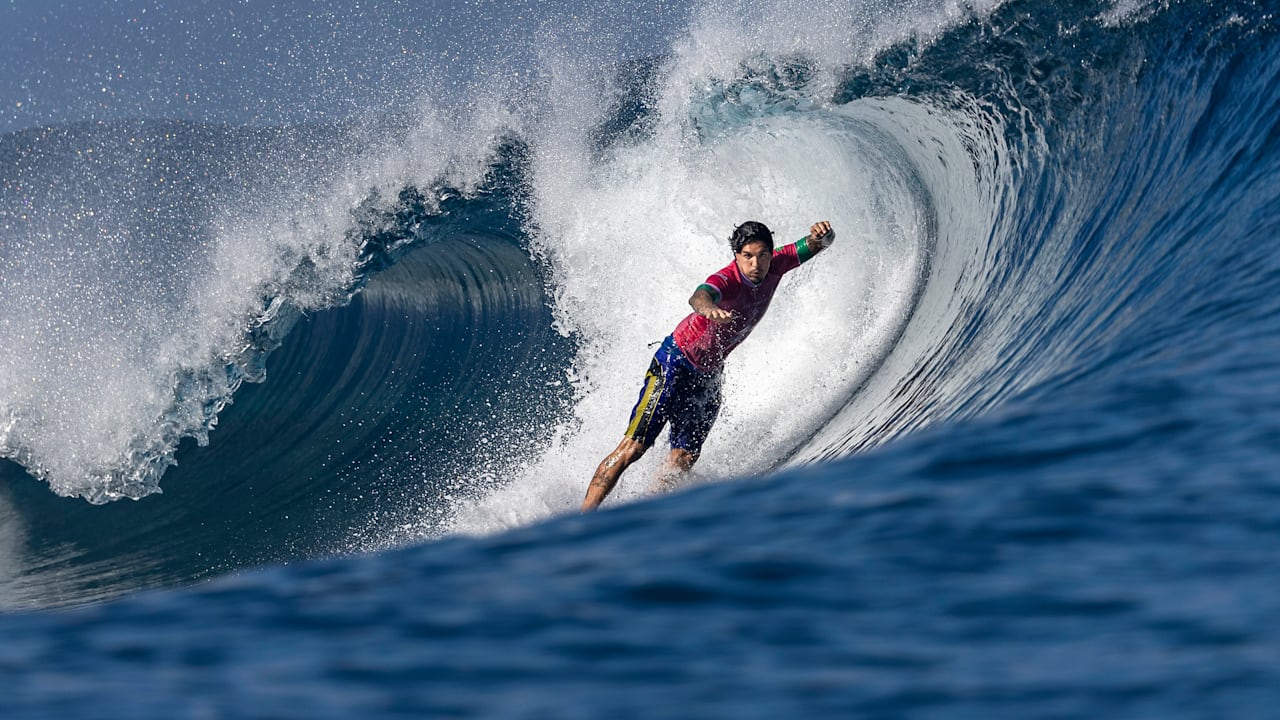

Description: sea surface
[3,0,1280,717]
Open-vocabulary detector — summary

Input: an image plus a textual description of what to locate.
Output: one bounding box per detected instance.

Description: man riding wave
[582,220,835,511]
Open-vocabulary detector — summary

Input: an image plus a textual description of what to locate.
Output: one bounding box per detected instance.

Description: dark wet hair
[729,221,774,253]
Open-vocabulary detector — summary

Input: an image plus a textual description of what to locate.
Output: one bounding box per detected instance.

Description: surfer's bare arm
[807,220,835,252]
[690,288,732,324]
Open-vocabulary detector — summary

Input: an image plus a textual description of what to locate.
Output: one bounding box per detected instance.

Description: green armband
[696,283,722,303]
[796,236,815,263]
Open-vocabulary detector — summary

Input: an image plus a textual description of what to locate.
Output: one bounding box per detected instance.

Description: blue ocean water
[3,0,1280,716]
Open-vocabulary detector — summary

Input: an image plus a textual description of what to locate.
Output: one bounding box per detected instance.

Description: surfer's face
[734,241,772,284]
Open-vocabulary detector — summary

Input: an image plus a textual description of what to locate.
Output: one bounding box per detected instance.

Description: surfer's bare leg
[582,438,648,512]
[653,448,697,493]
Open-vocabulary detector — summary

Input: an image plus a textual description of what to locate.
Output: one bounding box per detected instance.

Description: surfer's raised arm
[582,219,835,512]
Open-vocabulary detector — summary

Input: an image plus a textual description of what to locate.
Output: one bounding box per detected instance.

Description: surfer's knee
[620,438,651,459]
[599,438,647,473]
[651,449,697,494]
[666,448,697,471]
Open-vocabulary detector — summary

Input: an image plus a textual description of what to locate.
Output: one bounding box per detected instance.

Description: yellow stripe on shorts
[625,363,664,440]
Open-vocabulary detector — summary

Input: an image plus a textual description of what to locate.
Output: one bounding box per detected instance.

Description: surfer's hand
[688,287,732,323]
[809,221,833,247]
[702,307,734,324]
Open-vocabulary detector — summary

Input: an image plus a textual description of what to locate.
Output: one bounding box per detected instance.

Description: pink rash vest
[671,237,817,372]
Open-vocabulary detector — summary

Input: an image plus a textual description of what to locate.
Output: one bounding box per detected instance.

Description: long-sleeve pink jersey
[671,237,817,372]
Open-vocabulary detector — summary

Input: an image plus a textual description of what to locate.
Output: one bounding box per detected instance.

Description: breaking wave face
[3,0,1279,606]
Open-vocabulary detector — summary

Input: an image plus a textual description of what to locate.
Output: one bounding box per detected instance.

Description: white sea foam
[444,0,1011,536]
[0,110,506,503]
[0,0,1010,513]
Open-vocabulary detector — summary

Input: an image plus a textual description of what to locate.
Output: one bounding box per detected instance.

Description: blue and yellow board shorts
[624,335,723,454]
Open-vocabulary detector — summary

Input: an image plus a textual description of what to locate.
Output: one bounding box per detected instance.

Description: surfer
[581,220,836,511]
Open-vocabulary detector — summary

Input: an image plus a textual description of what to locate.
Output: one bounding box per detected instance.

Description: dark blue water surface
[4,0,1280,717]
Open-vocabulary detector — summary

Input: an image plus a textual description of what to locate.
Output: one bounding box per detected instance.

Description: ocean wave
[3,0,1278,606]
